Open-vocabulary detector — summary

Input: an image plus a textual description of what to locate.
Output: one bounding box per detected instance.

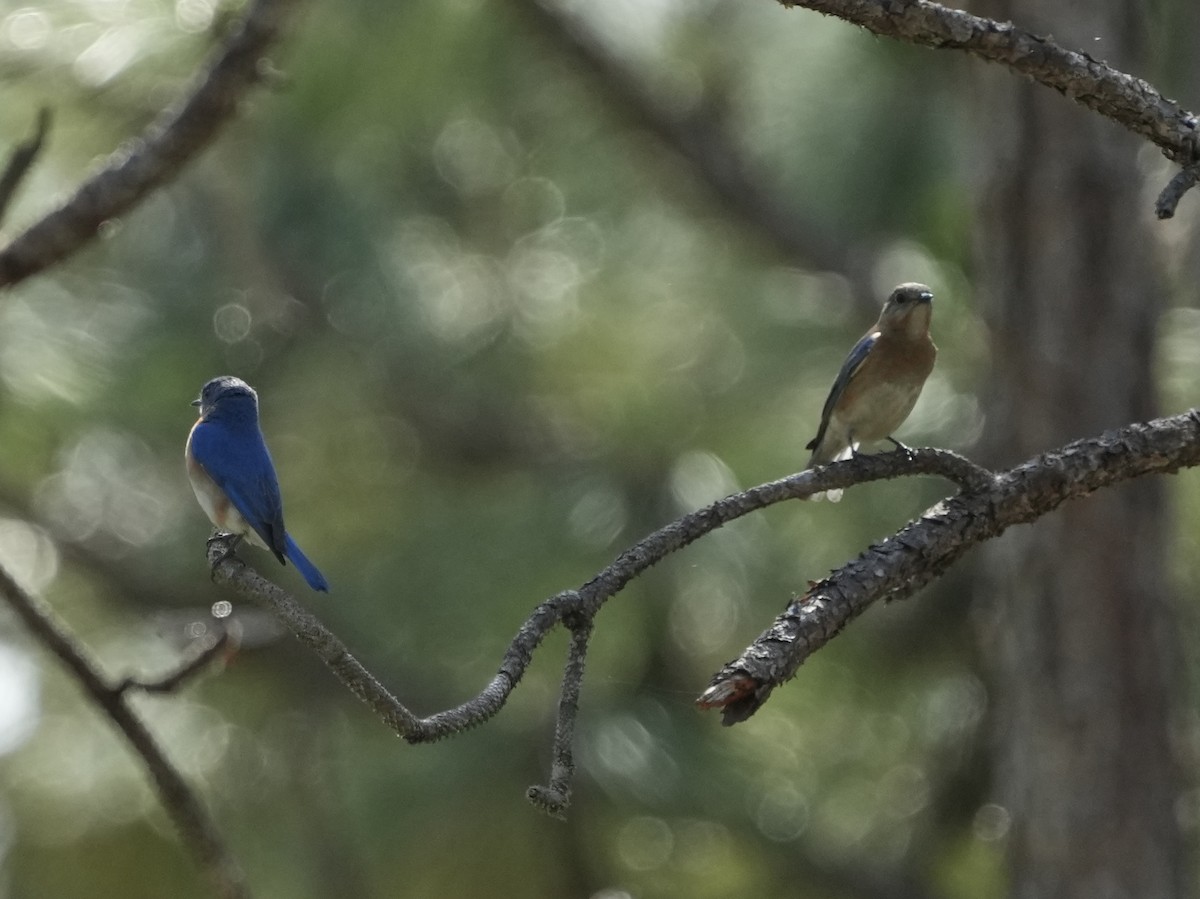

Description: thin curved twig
[1156,163,1200,220]
[0,563,250,899]
[526,612,593,819]
[0,0,302,290]
[209,540,582,743]
[115,627,232,695]
[207,447,986,808]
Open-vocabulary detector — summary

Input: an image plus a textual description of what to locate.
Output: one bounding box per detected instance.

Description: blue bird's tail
[284,534,329,592]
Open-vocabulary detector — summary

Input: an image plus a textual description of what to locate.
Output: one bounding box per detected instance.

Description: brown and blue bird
[805,283,937,496]
[186,376,329,591]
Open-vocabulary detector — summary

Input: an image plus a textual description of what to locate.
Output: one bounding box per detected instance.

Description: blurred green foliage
[0,0,1194,897]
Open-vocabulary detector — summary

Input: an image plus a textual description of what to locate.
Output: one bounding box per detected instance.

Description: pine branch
[210,410,1200,814]
[700,411,1200,721]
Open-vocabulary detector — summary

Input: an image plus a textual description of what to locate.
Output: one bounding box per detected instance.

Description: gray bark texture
[973,0,1189,896]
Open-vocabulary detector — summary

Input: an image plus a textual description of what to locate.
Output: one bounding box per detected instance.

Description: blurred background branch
[507,0,878,306]
[0,562,248,899]
[0,0,302,289]
[0,108,51,226]
[115,626,232,695]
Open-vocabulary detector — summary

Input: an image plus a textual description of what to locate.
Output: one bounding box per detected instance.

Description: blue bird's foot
[206,531,242,567]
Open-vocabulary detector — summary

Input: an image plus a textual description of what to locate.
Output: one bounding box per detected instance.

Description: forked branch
[210,411,1200,815]
[0,565,248,899]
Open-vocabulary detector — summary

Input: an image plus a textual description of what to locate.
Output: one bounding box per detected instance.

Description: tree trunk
[972,1,1188,896]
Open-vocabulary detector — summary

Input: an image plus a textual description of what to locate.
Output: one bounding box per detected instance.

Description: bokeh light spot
[567,484,627,549]
[0,520,59,593]
[35,429,176,550]
[73,25,149,88]
[973,803,1012,842]
[213,303,252,344]
[754,785,810,842]
[433,117,516,196]
[615,816,674,871]
[0,645,39,757]
[668,450,738,510]
[669,573,741,655]
[4,8,51,50]
[175,0,215,33]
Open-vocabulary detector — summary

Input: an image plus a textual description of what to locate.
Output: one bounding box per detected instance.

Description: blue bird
[805,283,937,499]
[186,376,329,592]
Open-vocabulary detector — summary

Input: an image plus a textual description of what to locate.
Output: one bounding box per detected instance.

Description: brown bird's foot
[886,436,914,456]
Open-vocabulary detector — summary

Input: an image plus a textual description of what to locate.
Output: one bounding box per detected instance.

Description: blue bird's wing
[806,331,878,452]
[188,420,287,560]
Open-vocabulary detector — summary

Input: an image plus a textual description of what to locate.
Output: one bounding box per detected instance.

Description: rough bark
[972,0,1187,895]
